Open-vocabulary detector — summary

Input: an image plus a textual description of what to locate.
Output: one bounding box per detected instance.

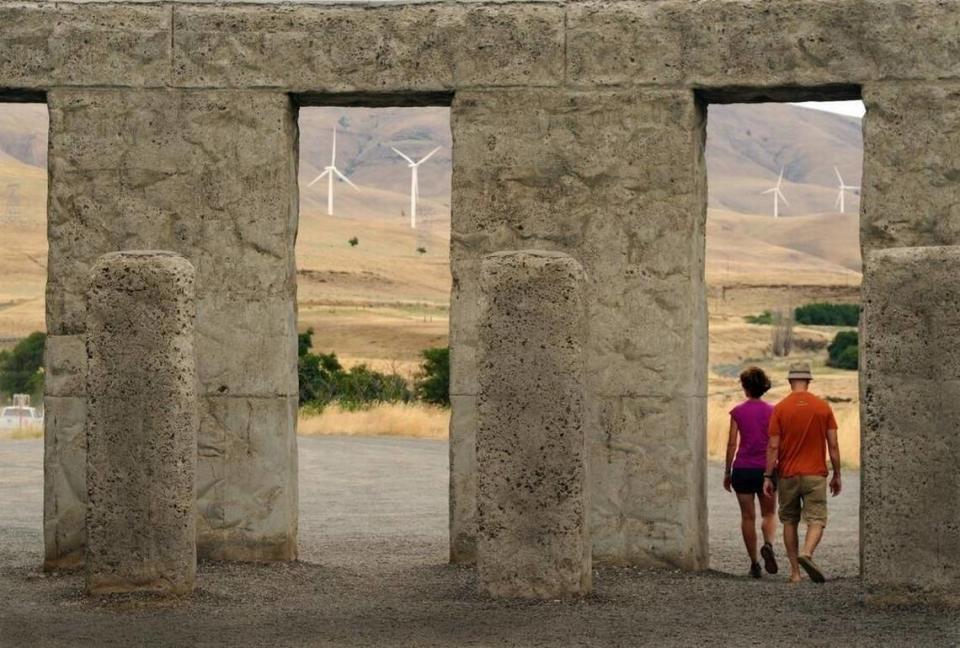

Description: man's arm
[827,427,842,496]
[762,434,780,497]
[723,419,738,492]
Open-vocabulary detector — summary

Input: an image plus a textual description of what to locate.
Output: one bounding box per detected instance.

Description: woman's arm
[724,417,738,492]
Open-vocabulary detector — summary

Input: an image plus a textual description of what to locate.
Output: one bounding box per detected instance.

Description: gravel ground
[1,436,957,647]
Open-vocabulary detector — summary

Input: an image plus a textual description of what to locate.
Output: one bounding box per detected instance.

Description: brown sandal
[798,555,825,583]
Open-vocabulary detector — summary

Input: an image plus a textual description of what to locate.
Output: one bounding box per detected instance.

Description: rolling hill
[0,101,863,345]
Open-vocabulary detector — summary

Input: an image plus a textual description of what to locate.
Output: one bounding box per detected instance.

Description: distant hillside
[707,103,863,216]
[0,101,865,340]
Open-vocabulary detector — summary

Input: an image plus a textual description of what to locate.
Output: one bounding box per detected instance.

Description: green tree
[415,347,450,407]
[826,330,858,370]
[0,331,46,397]
[348,237,359,247]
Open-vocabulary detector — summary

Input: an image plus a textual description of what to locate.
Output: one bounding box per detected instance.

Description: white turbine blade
[415,147,441,166]
[307,169,331,187]
[834,166,844,186]
[835,190,843,209]
[777,189,789,206]
[333,167,358,190]
[776,167,784,188]
[848,186,861,191]
[331,128,337,166]
[761,187,777,194]
[392,147,415,165]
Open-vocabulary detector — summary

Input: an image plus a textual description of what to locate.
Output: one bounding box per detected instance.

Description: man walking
[762,362,842,583]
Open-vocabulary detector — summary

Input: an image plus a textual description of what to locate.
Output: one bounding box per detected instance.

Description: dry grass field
[299,402,449,440]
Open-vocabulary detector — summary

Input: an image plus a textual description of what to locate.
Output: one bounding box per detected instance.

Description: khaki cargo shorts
[778,475,828,526]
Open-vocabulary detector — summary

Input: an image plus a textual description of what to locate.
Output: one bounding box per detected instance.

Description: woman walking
[724,367,779,578]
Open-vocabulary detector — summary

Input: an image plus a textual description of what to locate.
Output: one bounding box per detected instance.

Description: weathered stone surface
[448,393,477,564]
[45,88,299,565]
[172,3,563,91]
[862,83,960,251]
[477,251,590,598]
[568,0,960,89]
[861,247,960,607]
[47,89,297,335]
[450,89,707,568]
[85,251,197,596]
[44,335,87,397]
[197,395,299,561]
[42,396,86,571]
[0,2,170,89]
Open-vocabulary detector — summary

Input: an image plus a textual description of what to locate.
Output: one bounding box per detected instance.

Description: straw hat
[787,362,814,381]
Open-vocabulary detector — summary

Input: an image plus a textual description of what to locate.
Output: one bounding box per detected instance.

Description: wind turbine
[392,146,441,228]
[762,167,789,219]
[833,166,860,214]
[307,128,358,216]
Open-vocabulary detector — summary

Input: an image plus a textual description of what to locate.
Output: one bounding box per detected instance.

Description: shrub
[745,310,773,325]
[827,330,859,370]
[348,237,359,247]
[795,303,859,327]
[415,347,450,407]
[297,329,412,409]
[0,331,45,399]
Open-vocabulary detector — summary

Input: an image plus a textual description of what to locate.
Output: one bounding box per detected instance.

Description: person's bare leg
[735,493,759,563]
[783,522,802,582]
[759,491,777,545]
[802,522,824,558]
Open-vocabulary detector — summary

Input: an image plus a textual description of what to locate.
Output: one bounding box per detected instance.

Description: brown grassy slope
[706,103,863,216]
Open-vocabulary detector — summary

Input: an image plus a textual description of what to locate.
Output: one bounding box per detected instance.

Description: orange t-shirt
[768,391,837,478]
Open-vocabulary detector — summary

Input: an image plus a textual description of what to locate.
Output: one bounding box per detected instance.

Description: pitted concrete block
[477,251,590,599]
[0,2,170,89]
[197,395,298,562]
[568,0,960,89]
[451,89,707,569]
[172,3,563,91]
[195,296,297,398]
[45,88,299,566]
[42,396,87,571]
[589,395,707,568]
[861,246,960,607]
[862,83,960,252]
[448,394,477,564]
[44,335,87,397]
[85,251,198,596]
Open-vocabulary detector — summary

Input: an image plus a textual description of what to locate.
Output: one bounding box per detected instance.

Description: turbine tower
[761,167,789,219]
[307,128,358,216]
[392,146,441,228]
[833,166,860,214]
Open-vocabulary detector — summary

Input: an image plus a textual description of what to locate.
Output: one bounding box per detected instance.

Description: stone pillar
[451,89,707,569]
[476,251,590,598]
[861,246,960,607]
[85,251,197,596]
[45,89,299,566]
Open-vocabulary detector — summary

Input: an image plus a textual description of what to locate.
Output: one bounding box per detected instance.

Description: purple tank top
[730,399,774,470]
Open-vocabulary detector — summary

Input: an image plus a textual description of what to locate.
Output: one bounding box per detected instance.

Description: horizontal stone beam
[4,1,960,91]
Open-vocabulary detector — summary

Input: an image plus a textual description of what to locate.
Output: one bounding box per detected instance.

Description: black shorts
[731,468,768,495]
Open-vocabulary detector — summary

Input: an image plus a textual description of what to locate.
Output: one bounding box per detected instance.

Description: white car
[0,406,43,431]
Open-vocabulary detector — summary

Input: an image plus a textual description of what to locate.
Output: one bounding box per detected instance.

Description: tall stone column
[451,89,707,569]
[477,250,590,599]
[860,246,960,607]
[85,251,197,596]
[45,89,299,566]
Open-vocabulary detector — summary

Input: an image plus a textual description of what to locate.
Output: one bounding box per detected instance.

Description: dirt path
[1,437,955,647]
